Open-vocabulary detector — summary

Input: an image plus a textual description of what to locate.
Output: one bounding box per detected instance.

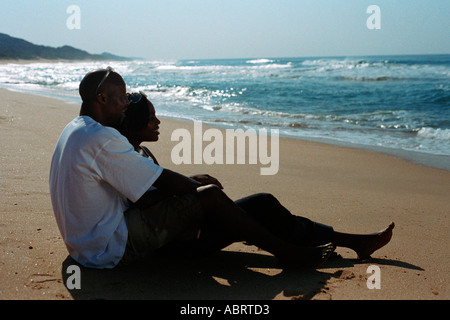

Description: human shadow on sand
[61,249,423,300]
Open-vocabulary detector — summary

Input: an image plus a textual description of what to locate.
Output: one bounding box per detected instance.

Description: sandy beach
[0,87,448,300]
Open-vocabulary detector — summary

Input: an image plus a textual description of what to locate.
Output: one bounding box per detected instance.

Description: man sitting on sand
[49,67,394,269]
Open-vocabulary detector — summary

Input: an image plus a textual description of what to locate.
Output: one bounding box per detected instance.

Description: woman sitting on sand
[117,91,395,265]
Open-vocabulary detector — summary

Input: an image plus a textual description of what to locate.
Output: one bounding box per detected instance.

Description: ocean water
[1,55,449,170]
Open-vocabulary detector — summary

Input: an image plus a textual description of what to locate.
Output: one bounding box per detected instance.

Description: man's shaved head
[79,68,125,102]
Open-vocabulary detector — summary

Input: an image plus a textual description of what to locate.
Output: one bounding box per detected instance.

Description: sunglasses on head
[128,91,148,104]
[96,66,113,94]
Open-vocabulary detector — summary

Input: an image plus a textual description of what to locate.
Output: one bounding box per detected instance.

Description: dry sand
[0,88,448,300]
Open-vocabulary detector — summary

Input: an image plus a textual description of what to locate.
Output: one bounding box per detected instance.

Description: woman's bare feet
[354,222,395,259]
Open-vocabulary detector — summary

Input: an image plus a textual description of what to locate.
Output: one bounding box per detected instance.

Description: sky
[0,0,449,60]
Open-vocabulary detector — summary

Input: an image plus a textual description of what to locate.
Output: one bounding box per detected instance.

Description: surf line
[171,120,279,175]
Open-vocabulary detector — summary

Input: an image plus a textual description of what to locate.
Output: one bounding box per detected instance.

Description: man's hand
[190,174,223,189]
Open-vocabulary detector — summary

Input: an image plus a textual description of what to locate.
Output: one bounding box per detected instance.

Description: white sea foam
[417,127,450,140]
[246,59,274,64]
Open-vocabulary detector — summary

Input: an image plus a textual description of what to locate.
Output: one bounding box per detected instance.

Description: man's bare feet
[355,222,395,259]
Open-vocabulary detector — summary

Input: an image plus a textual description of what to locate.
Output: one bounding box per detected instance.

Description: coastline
[202,119,450,172]
[1,57,449,173]
[281,134,450,172]
[1,80,448,173]
[0,88,449,300]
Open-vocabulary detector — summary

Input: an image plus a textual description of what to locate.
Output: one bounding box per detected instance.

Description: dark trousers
[157,193,334,257]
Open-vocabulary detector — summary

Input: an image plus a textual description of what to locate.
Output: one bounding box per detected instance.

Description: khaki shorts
[119,192,204,266]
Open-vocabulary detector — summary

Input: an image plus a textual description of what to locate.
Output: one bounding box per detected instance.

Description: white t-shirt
[49,116,163,268]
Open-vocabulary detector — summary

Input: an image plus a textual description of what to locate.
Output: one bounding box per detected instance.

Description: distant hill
[0,33,134,61]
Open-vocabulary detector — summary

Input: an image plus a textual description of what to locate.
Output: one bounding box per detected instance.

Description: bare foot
[355,222,395,259]
[278,242,336,269]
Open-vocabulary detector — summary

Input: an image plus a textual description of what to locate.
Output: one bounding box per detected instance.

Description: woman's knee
[256,193,277,202]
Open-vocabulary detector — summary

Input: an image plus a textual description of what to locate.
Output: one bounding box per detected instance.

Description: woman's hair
[119,93,152,136]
